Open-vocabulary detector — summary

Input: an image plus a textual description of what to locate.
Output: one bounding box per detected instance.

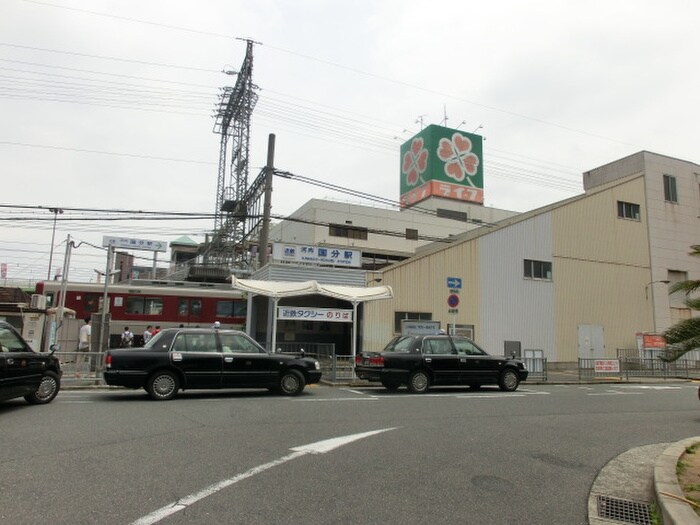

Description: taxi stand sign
[102,236,167,253]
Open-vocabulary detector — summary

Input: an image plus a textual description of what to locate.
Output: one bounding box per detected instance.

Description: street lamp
[47,208,63,280]
[645,280,671,300]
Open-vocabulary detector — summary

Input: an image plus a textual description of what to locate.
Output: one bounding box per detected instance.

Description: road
[1,382,698,525]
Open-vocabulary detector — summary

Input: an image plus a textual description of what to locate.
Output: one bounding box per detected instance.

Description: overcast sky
[1,0,698,284]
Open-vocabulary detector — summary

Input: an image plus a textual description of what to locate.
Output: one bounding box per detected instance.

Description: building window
[663,174,678,203]
[524,259,552,281]
[329,224,368,240]
[405,228,418,240]
[617,201,640,220]
[394,311,432,333]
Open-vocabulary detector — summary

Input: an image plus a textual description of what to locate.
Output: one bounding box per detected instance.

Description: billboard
[400,124,484,207]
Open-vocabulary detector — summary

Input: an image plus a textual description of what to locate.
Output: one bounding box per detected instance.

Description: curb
[654,437,700,525]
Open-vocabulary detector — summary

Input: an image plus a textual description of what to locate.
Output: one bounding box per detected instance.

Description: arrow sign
[446,277,462,289]
[132,427,398,525]
[102,235,167,253]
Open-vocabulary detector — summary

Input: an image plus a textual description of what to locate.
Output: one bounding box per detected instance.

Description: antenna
[415,115,426,130]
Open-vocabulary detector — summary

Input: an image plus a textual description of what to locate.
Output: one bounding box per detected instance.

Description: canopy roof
[231,277,393,302]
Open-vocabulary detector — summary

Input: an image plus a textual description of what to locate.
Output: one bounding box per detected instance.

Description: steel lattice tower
[207,39,259,270]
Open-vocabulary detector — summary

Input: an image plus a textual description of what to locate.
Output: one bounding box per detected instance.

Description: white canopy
[231,276,393,359]
[231,277,393,302]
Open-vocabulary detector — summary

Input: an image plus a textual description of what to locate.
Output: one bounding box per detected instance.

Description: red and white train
[35,280,247,345]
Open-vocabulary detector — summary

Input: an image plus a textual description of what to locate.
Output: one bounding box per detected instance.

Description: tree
[661,245,700,361]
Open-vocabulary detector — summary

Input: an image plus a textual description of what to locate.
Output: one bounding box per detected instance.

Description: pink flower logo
[402,137,428,186]
[437,133,479,184]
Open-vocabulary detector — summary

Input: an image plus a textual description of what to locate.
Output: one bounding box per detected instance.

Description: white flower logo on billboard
[437,133,479,186]
[402,137,428,187]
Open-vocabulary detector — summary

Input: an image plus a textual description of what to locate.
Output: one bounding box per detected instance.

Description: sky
[1,0,698,285]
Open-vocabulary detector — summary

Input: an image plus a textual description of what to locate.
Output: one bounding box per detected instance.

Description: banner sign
[594,359,620,373]
[272,243,361,268]
[400,124,484,207]
[278,306,353,323]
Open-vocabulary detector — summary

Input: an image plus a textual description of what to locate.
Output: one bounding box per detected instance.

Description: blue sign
[446,277,462,289]
[447,294,460,308]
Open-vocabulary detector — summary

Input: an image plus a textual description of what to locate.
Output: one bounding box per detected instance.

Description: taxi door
[219,332,277,388]
[420,337,461,385]
[169,332,222,388]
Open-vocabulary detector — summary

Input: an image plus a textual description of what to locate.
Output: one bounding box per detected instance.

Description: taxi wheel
[278,370,305,396]
[407,371,430,394]
[147,370,179,400]
[25,371,60,404]
[498,369,520,392]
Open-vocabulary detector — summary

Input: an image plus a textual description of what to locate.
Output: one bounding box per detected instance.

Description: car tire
[147,370,179,401]
[381,378,401,392]
[407,371,430,394]
[498,369,520,392]
[278,369,305,396]
[24,371,60,404]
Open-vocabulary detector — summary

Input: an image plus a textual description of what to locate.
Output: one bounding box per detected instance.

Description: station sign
[272,243,361,268]
[102,236,167,253]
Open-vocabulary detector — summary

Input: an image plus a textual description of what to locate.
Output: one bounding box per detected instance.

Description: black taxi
[355,334,528,393]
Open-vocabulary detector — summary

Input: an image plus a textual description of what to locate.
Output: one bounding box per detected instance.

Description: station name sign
[102,236,167,253]
[272,243,361,268]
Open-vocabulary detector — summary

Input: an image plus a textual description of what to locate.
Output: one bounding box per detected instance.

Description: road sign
[447,294,460,308]
[446,277,462,289]
[102,236,167,253]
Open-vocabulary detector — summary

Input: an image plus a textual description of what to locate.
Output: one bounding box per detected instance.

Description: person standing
[143,325,153,344]
[152,326,161,336]
[76,317,91,376]
[120,326,134,347]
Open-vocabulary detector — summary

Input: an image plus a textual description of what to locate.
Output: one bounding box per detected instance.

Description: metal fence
[275,342,356,382]
[579,357,700,380]
[523,357,547,381]
[55,351,106,385]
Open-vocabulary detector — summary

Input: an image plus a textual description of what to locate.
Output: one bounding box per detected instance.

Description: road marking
[130,427,398,525]
[293,397,379,402]
[587,391,643,396]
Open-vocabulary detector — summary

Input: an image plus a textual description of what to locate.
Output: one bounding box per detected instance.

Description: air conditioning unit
[30,294,47,309]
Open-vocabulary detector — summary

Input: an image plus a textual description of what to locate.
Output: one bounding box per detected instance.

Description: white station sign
[102,236,168,253]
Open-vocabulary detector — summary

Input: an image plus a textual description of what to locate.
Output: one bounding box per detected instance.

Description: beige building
[362,151,700,365]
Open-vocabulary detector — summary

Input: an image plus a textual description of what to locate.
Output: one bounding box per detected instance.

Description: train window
[125,297,163,315]
[144,297,163,315]
[84,294,101,313]
[192,299,202,315]
[216,300,247,318]
[178,298,203,317]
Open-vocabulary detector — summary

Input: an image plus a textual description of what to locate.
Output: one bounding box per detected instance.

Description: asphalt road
[1,382,698,525]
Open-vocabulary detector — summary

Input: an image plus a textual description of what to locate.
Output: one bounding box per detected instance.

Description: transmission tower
[205,39,259,273]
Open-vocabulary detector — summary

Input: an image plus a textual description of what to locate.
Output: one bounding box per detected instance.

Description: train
[35,280,247,346]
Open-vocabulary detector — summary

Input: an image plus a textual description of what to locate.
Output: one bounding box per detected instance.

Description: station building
[361,150,700,366]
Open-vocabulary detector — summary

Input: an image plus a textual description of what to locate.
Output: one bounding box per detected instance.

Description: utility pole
[47,208,63,279]
[258,133,276,267]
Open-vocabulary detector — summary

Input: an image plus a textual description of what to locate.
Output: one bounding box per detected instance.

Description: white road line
[131,428,397,525]
[587,391,644,396]
[293,397,379,402]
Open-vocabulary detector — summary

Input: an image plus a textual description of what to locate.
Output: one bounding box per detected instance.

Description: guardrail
[579,357,700,380]
[55,351,105,384]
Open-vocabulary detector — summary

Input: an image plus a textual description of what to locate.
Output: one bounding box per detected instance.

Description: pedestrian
[121,326,134,347]
[143,325,153,344]
[152,326,161,336]
[76,317,91,376]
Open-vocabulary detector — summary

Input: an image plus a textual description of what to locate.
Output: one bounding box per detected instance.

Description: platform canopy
[231,276,393,358]
[231,277,393,302]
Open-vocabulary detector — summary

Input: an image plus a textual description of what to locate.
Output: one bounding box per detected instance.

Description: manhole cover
[596,495,652,525]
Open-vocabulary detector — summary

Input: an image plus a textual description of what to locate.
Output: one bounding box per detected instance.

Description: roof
[231,277,393,302]
[170,235,199,246]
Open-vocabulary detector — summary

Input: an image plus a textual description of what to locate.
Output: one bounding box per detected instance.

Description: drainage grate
[596,495,652,525]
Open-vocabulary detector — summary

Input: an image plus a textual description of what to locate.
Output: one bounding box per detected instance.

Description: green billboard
[400,124,484,207]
